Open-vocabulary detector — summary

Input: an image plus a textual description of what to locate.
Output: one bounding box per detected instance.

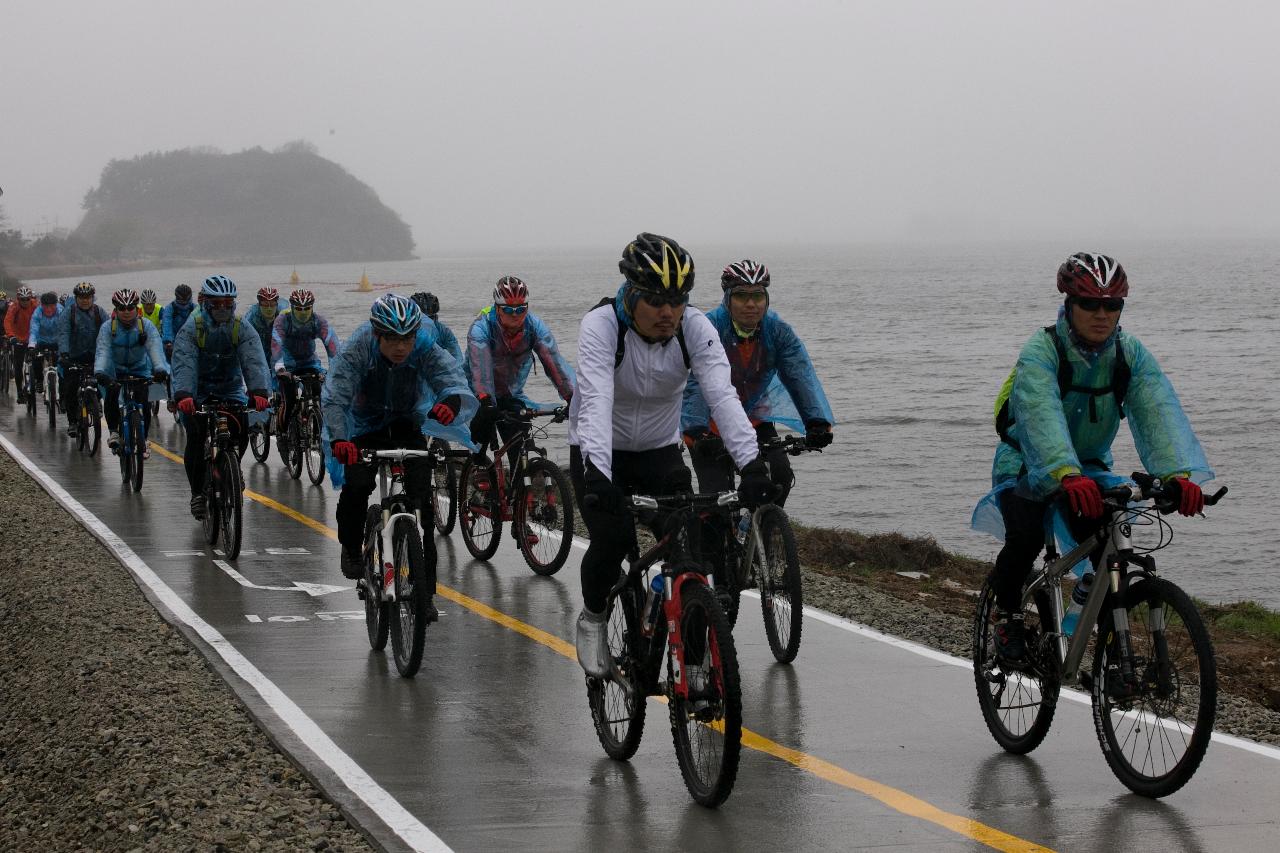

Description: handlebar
[759,434,822,456]
[1089,471,1228,514]
[584,490,738,511]
[498,405,569,424]
[358,448,437,464]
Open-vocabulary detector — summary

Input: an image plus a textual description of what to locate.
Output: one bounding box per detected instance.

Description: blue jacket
[243,305,277,366]
[270,309,340,372]
[58,303,108,361]
[464,307,575,406]
[170,308,271,404]
[28,306,63,348]
[94,316,168,379]
[160,299,197,344]
[682,304,834,435]
[435,318,463,364]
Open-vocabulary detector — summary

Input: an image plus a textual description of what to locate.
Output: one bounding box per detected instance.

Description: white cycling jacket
[568,303,758,481]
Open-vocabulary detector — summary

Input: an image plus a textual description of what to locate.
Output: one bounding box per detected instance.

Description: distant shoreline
[8,255,416,282]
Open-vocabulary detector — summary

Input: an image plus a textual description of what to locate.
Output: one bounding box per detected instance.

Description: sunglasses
[498,304,528,316]
[1075,297,1124,312]
[639,291,689,308]
[206,298,235,311]
[729,290,767,304]
[381,331,416,344]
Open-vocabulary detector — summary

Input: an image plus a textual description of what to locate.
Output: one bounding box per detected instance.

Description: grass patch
[1202,600,1280,643]
[792,524,991,584]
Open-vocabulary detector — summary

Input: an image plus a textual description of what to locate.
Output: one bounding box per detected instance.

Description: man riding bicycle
[411,292,463,363]
[4,287,38,402]
[140,290,162,330]
[57,282,109,437]
[171,275,271,520]
[270,289,339,443]
[322,294,477,597]
[971,253,1214,661]
[244,287,279,368]
[95,289,169,452]
[160,284,196,412]
[568,233,774,678]
[682,259,835,506]
[27,291,63,396]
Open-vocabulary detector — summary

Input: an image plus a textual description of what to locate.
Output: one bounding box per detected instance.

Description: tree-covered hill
[70,141,414,263]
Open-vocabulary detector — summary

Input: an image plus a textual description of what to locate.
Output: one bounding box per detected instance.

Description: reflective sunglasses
[729,289,767,304]
[639,291,689,308]
[498,304,528,316]
[1075,297,1124,312]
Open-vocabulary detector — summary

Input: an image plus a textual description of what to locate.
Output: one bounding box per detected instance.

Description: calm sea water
[34,239,1280,608]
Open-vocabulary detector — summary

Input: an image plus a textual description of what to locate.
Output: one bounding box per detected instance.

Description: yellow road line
[149,440,1054,852]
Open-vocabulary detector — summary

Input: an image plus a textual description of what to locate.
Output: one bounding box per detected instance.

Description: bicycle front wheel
[973,571,1061,754]
[217,453,243,559]
[202,461,221,545]
[588,581,648,760]
[459,456,502,560]
[431,448,458,536]
[515,457,574,575]
[388,516,430,677]
[304,406,325,486]
[757,506,804,663]
[45,377,57,429]
[669,581,742,808]
[249,424,270,463]
[86,394,102,457]
[285,419,303,479]
[1091,577,1216,798]
[129,409,145,492]
[363,506,390,651]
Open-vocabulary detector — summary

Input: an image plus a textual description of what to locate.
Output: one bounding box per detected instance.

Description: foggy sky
[3,1,1277,252]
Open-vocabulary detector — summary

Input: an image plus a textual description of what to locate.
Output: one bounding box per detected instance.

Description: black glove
[805,420,833,449]
[95,372,112,386]
[737,457,775,506]
[472,395,496,432]
[152,369,168,383]
[583,460,624,514]
[163,342,174,357]
[685,428,725,462]
[497,396,524,415]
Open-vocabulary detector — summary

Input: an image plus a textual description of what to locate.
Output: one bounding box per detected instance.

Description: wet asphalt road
[2,398,1278,853]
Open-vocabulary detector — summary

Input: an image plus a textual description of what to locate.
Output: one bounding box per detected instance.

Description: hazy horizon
[3,1,1278,253]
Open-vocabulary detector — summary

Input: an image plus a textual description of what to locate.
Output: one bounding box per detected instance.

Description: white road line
[0,433,453,853]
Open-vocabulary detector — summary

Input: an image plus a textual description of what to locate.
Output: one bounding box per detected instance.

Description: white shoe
[575,608,610,678]
[108,430,120,449]
[685,662,712,715]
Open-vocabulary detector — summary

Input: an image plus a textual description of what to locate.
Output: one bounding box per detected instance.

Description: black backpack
[592,296,690,369]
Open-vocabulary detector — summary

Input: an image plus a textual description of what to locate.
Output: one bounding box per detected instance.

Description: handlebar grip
[1205,486,1228,506]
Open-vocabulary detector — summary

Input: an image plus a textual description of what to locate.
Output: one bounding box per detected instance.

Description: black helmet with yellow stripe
[619,233,694,298]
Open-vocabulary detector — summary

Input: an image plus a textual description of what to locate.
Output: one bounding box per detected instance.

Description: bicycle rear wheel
[304,406,325,485]
[587,581,648,760]
[973,571,1061,754]
[217,453,243,559]
[25,362,36,416]
[1091,577,1216,798]
[249,424,270,463]
[758,505,804,663]
[515,457,574,575]
[0,351,9,395]
[202,460,221,545]
[85,394,101,456]
[363,506,390,651]
[389,516,430,677]
[669,581,742,808]
[431,448,458,536]
[285,418,303,479]
[459,456,502,560]
[130,409,145,492]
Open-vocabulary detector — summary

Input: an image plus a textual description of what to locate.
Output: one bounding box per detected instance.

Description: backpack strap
[1045,324,1128,422]
[193,313,240,349]
[591,295,691,370]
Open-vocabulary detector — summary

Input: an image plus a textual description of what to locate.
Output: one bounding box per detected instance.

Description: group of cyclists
[1,237,1215,685]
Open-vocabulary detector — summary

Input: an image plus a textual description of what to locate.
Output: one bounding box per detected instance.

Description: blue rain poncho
[58,303,108,360]
[94,316,168,379]
[170,308,271,404]
[321,321,478,487]
[972,308,1213,541]
[464,306,575,409]
[160,299,196,345]
[243,305,276,364]
[28,306,63,347]
[681,303,834,435]
[270,309,340,372]
[434,318,463,364]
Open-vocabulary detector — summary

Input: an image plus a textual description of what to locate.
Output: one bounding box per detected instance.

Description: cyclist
[94,289,169,452]
[971,253,1214,661]
[244,287,280,368]
[567,233,774,677]
[5,287,37,402]
[682,259,835,506]
[410,291,463,363]
[160,284,196,412]
[27,291,63,396]
[271,289,340,447]
[171,275,271,520]
[0,290,9,331]
[0,290,9,390]
[57,282,109,437]
[322,294,476,593]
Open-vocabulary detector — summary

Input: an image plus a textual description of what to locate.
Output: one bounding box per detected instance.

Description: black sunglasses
[639,291,689,308]
[1075,297,1124,312]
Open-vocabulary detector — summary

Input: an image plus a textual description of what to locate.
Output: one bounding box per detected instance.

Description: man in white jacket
[568,232,773,677]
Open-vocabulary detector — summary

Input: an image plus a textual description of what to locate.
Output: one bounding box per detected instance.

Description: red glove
[250,395,270,412]
[1061,474,1103,519]
[331,441,359,465]
[1169,477,1204,517]
[176,397,196,416]
[429,394,461,425]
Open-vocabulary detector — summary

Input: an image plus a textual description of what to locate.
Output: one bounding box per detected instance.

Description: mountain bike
[0,336,11,395]
[39,346,60,429]
[22,347,41,417]
[73,368,103,456]
[585,489,744,808]
[714,434,818,663]
[356,447,442,678]
[113,376,153,492]
[428,437,468,536]
[973,472,1227,798]
[458,407,574,575]
[248,399,274,463]
[197,401,247,560]
[277,369,326,485]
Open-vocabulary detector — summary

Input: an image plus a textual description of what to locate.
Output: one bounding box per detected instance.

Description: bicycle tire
[130,409,145,492]
[285,417,303,479]
[1091,577,1216,798]
[363,505,390,652]
[430,442,458,536]
[119,422,134,484]
[587,581,648,760]
[388,516,430,677]
[973,571,1061,754]
[85,394,101,457]
[45,374,57,430]
[459,456,502,560]
[202,457,221,545]
[249,425,270,463]
[218,453,243,559]
[77,398,89,452]
[304,406,326,486]
[758,505,804,663]
[25,361,36,417]
[515,457,574,576]
[0,352,9,395]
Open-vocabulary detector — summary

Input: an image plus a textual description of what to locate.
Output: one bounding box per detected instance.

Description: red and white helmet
[1056,253,1128,299]
[111,288,141,309]
[493,276,528,306]
[721,260,770,290]
[289,289,315,309]
[17,286,35,300]
[257,287,279,303]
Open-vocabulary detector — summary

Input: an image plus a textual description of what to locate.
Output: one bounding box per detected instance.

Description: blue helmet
[370,294,422,336]
[201,274,237,298]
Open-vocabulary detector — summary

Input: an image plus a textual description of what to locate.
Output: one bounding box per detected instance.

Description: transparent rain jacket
[435,319,463,363]
[465,306,575,409]
[160,300,196,344]
[321,321,478,487]
[681,304,834,435]
[243,305,277,367]
[170,309,271,404]
[972,308,1213,540]
[94,316,168,379]
[270,309,340,372]
[58,304,108,361]
[28,306,63,347]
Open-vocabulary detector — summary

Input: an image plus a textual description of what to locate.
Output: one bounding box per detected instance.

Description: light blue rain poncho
[28,305,63,347]
[94,315,168,379]
[464,306,575,409]
[170,307,272,404]
[321,319,478,487]
[243,304,277,366]
[270,309,340,372]
[434,318,463,364]
[58,303,109,361]
[161,298,197,346]
[681,302,834,434]
[971,306,1213,542]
